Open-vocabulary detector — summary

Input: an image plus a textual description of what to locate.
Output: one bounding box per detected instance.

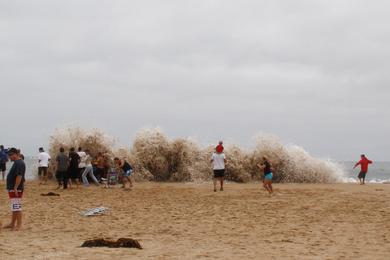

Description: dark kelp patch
[81,238,142,249]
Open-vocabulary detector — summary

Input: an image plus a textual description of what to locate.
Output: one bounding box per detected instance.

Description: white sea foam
[43,127,347,183]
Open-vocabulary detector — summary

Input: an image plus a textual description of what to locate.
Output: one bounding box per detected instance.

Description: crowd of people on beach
[0,142,374,232]
[38,147,134,190]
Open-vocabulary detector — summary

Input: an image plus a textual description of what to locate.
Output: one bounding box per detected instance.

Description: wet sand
[1,181,389,259]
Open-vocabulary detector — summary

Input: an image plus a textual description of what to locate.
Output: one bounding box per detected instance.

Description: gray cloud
[0,0,389,160]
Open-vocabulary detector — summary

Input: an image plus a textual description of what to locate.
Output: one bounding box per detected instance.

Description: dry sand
[0,181,389,260]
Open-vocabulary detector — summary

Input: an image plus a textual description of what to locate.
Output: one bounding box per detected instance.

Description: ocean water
[3,158,390,183]
[339,161,390,183]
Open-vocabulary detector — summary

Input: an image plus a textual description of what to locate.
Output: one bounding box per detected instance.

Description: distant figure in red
[353,154,373,185]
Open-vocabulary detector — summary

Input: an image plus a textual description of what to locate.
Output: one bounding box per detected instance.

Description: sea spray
[49,127,115,158]
[130,128,210,182]
[47,127,115,179]
[47,127,345,183]
[249,133,344,183]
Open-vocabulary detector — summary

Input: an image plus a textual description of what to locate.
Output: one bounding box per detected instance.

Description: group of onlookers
[37,147,134,190]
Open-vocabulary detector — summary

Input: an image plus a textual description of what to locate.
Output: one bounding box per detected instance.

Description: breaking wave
[48,127,345,183]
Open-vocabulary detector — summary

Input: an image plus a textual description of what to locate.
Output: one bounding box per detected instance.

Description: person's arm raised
[353,161,360,169]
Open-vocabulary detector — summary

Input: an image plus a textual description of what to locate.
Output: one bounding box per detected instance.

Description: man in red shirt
[353,154,373,185]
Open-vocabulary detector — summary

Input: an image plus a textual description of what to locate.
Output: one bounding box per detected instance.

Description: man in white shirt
[38,147,51,184]
[77,147,87,179]
[210,145,227,192]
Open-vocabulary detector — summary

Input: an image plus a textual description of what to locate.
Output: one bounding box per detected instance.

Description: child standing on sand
[211,145,227,192]
[257,157,273,195]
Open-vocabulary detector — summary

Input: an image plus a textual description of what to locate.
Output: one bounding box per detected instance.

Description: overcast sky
[1,0,389,160]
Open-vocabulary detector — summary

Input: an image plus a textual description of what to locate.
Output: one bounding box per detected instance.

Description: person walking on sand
[353,154,373,185]
[0,145,9,181]
[77,147,87,181]
[211,146,227,192]
[257,157,273,195]
[55,147,69,189]
[114,157,134,190]
[37,147,51,184]
[68,147,80,188]
[81,149,100,186]
[4,148,25,231]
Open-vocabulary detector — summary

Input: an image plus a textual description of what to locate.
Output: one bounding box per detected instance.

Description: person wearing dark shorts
[68,147,80,188]
[211,145,227,192]
[114,157,134,190]
[37,147,51,185]
[4,148,26,231]
[358,171,366,180]
[55,147,69,189]
[353,154,373,185]
[213,169,225,178]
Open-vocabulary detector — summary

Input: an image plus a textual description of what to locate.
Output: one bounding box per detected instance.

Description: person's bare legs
[263,181,268,190]
[213,178,217,192]
[268,182,273,194]
[42,168,48,185]
[5,213,17,229]
[264,180,273,195]
[13,212,22,231]
[68,179,73,189]
[127,176,133,188]
[38,169,42,184]
[219,177,224,191]
[124,176,132,190]
[1,171,4,181]
[122,177,128,189]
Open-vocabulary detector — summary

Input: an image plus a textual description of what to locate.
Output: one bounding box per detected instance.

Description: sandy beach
[0,181,389,259]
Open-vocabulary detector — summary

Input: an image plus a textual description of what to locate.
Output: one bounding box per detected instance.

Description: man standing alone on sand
[38,147,51,184]
[0,145,9,181]
[211,145,227,192]
[4,148,25,231]
[353,154,373,185]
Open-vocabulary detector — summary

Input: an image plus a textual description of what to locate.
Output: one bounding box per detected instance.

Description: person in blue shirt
[0,145,9,181]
